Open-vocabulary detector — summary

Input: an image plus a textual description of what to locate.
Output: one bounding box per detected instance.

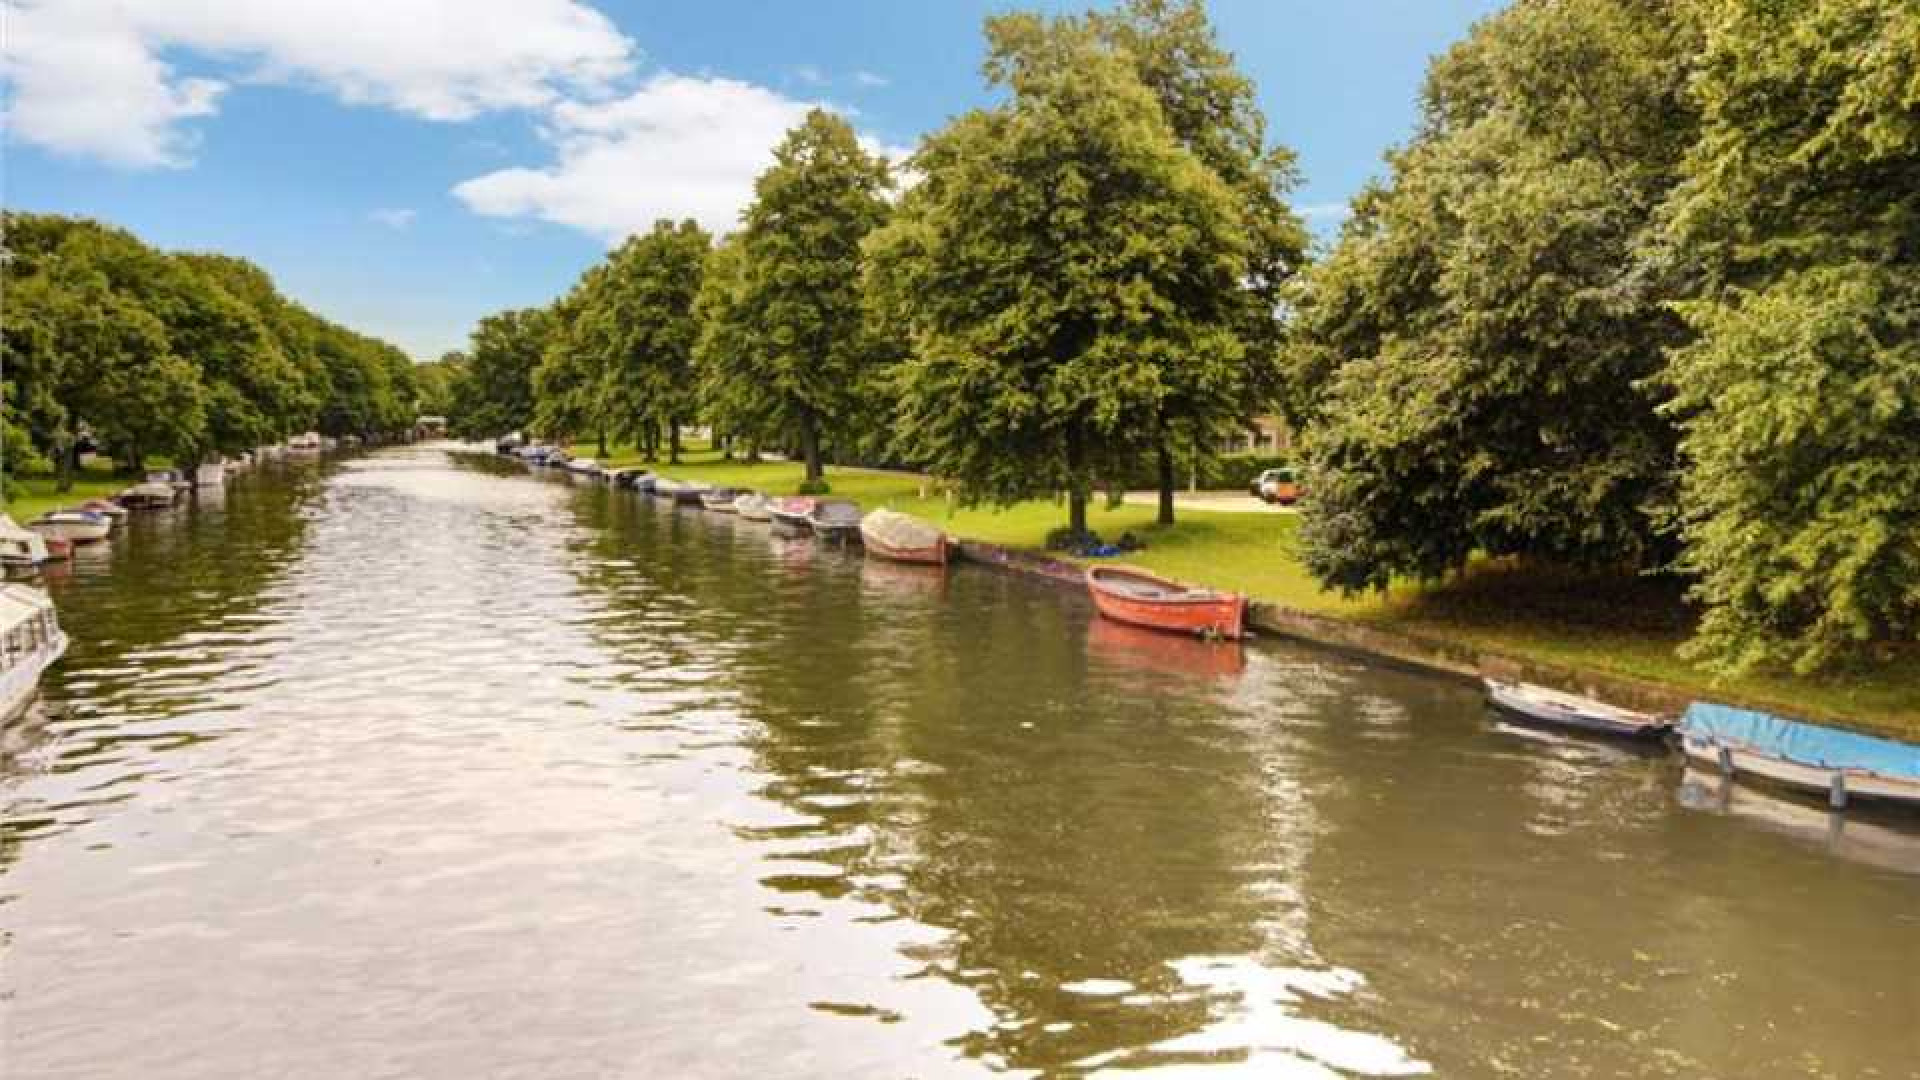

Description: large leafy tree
[1657,0,1920,672]
[694,234,780,459]
[590,219,711,463]
[728,110,891,489]
[450,306,552,440]
[1288,0,1701,591]
[531,283,604,448]
[1090,0,1310,522]
[867,15,1247,535]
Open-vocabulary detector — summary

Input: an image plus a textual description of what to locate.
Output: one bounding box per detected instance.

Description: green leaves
[869,12,1250,522]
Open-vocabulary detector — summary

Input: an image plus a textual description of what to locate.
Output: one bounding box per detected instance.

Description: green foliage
[728,110,893,482]
[1290,0,1700,591]
[1658,0,1920,672]
[451,306,551,440]
[592,220,711,454]
[866,14,1248,531]
[1,212,420,477]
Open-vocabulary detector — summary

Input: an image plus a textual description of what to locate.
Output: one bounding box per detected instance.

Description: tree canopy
[866,13,1249,533]
[2,212,422,487]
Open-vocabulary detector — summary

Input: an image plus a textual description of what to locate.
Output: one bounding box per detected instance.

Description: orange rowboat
[1085,565,1246,640]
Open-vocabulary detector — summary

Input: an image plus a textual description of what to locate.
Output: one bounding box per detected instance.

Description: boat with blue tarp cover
[1680,702,1920,808]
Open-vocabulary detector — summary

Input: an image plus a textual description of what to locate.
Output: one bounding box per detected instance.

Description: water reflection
[1,447,1915,1079]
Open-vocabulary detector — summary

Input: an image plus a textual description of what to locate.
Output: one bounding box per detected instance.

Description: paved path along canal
[3,446,1916,1078]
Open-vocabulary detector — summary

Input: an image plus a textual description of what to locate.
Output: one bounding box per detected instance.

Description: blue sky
[4,1,1502,360]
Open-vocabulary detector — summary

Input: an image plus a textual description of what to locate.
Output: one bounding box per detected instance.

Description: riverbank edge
[515,447,1914,742]
[952,539,1772,728]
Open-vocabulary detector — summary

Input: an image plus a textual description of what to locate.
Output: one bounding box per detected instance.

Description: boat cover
[1683,703,1920,778]
[861,509,942,549]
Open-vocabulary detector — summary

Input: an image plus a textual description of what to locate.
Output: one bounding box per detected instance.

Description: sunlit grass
[2,463,132,521]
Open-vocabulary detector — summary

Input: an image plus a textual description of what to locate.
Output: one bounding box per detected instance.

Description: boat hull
[30,519,111,544]
[1682,733,1920,806]
[860,531,948,565]
[1086,566,1245,640]
[1486,681,1669,740]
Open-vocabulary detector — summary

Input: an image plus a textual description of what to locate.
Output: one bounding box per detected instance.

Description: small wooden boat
[76,499,128,524]
[733,493,772,522]
[1680,703,1920,809]
[118,482,180,508]
[859,509,949,565]
[29,510,112,545]
[607,467,652,490]
[1483,678,1670,740]
[673,482,711,506]
[700,488,742,513]
[146,468,192,494]
[0,583,68,723]
[768,496,818,530]
[0,515,51,568]
[807,499,863,542]
[1086,565,1246,640]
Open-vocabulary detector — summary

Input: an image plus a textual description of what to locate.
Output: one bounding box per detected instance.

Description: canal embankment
[565,442,1920,742]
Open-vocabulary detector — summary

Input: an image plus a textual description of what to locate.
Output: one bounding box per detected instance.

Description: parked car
[1253,467,1302,505]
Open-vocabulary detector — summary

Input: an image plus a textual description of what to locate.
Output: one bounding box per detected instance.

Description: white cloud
[453,73,904,243]
[853,71,890,88]
[2,0,636,167]
[793,65,826,86]
[370,208,418,229]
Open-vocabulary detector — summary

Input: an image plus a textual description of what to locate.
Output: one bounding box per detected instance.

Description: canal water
[3,447,1916,1079]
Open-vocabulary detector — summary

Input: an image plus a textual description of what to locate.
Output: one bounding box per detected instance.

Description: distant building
[1218,415,1291,456]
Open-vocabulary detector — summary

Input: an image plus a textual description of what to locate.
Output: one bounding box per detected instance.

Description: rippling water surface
[3,447,1917,1078]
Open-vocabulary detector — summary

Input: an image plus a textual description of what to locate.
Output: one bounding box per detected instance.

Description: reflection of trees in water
[0,460,328,875]
[566,486,1336,1071]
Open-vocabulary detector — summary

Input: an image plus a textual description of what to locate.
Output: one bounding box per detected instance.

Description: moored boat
[700,488,742,513]
[1680,702,1920,809]
[733,493,772,522]
[859,508,949,565]
[118,482,181,508]
[1085,565,1246,640]
[29,510,112,545]
[76,499,128,524]
[672,482,711,506]
[1483,678,1670,740]
[806,499,863,542]
[0,583,68,723]
[195,461,227,487]
[0,515,51,569]
[768,496,817,530]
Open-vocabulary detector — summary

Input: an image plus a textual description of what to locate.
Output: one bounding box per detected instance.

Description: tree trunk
[597,429,608,458]
[668,421,681,465]
[720,433,733,461]
[53,431,75,493]
[745,439,761,465]
[1065,417,1088,536]
[1156,439,1176,526]
[798,410,823,485]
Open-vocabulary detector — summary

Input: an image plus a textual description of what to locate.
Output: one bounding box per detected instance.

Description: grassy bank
[2,464,135,521]
[571,444,1920,739]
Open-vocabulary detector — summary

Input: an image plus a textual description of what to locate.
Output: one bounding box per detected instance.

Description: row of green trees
[448,0,1304,520]
[447,0,1914,675]
[3,213,433,490]
[1287,0,1917,674]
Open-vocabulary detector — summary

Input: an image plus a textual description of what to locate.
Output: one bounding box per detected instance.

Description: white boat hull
[31,520,111,544]
[1681,733,1920,806]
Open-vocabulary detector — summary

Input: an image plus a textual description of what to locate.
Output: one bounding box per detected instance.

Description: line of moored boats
[504,439,1920,815]
[0,433,345,723]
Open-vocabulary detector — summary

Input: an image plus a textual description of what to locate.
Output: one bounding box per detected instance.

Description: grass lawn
[576,444,1920,738]
[2,463,135,521]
